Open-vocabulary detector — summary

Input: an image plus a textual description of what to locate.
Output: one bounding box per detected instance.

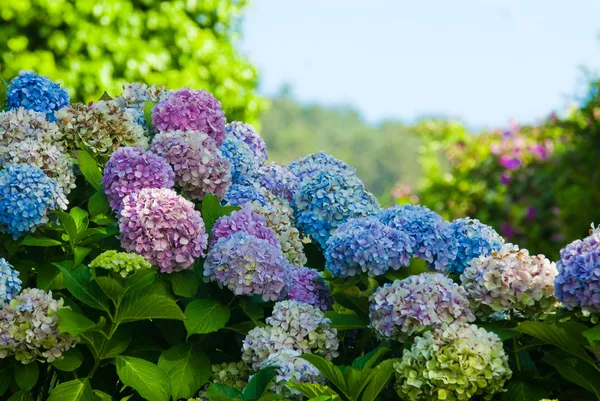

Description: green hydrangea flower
[90,250,152,278]
[211,361,251,390]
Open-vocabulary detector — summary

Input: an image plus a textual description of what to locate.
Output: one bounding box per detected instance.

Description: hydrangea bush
[0,71,595,401]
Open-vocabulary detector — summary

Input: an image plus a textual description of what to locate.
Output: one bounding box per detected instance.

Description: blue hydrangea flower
[220,136,260,185]
[289,152,356,183]
[447,218,504,274]
[223,184,269,207]
[225,122,268,165]
[254,163,299,202]
[6,71,70,121]
[0,163,68,239]
[293,170,380,248]
[325,216,411,277]
[0,258,21,303]
[379,205,457,271]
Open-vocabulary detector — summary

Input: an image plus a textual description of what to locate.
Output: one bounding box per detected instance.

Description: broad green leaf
[500,380,549,401]
[102,327,132,359]
[116,356,170,401]
[125,336,164,363]
[384,258,428,281]
[144,100,157,131]
[224,321,257,336]
[116,295,185,323]
[324,311,369,331]
[93,390,114,401]
[243,367,277,400]
[361,359,399,401]
[47,379,98,401]
[96,276,125,304]
[584,325,600,343]
[158,343,211,400]
[289,383,339,399]
[56,263,110,313]
[201,194,240,232]
[308,397,334,401]
[344,366,375,401]
[57,308,101,335]
[7,390,34,401]
[88,190,110,217]
[351,346,390,370]
[241,299,264,324]
[20,236,63,247]
[331,286,369,316]
[99,91,113,101]
[51,348,84,372]
[123,268,156,295]
[14,361,38,390]
[166,270,199,298]
[74,247,91,266]
[70,207,89,233]
[480,321,520,341]
[0,364,11,396]
[91,214,116,226]
[37,264,61,290]
[54,211,79,246]
[78,150,103,190]
[299,354,349,399]
[77,228,111,244]
[184,299,230,337]
[206,383,242,401]
[544,352,600,399]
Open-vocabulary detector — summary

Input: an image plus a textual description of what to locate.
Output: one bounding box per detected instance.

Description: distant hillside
[259,92,422,203]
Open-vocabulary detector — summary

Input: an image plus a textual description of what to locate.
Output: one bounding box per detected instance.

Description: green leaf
[74,247,91,266]
[299,354,349,399]
[166,270,199,298]
[7,390,34,401]
[47,379,99,401]
[96,276,125,304]
[116,295,185,324]
[103,327,132,359]
[289,383,339,399]
[0,364,11,396]
[14,361,39,390]
[324,311,369,331]
[99,91,113,101]
[201,194,240,232]
[206,383,243,401]
[361,359,398,401]
[480,321,521,341]
[51,348,84,372]
[544,352,600,399]
[240,299,264,324]
[116,356,170,401]
[70,207,89,233]
[144,100,157,131]
[37,264,61,290]
[584,324,600,343]
[123,268,156,295]
[308,397,334,401]
[184,299,231,337]
[56,263,111,313]
[57,308,101,335]
[88,190,110,218]
[20,236,63,247]
[331,286,369,316]
[242,367,277,400]
[54,211,79,247]
[224,321,257,336]
[344,366,375,401]
[351,346,390,370]
[158,343,211,400]
[500,380,549,401]
[93,390,114,401]
[78,150,103,190]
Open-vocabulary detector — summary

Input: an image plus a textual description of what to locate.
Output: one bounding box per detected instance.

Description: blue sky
[240,0,600,128]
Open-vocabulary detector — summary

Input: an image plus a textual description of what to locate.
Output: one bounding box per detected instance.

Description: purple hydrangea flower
[210,206,280,248]
[119,188,208,273]
[254,163,299,202]
[288,152,356,182]
[220,136,260,185]
[325,216,411,277]
[102,147,175,211]
[225,122,267,164]
[0,258,21,304]
[152,88,226,146]
[287,267,332,310]
[151,131,232,201]
[204,231,291,301]
[6,71,70,121]
[447,218,504,274]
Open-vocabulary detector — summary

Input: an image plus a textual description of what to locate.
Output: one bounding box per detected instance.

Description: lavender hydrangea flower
[0,258,21,304]
[119,188,208,273]
[289,151,356,182]
[223,184,269,207]
[257,349,323,397]
[6,71,69,121]
[394,323,511,401]
[102,147,174,211]
[114,82,169,128]
[225,122,267,164]
[288,267,332,310]
[447,217,504,274]
[254,163,299,202]
[151,131,231,201]
[210,206,280,248]
[379,205,458,270]
[294,170,381,248]
[152,88,226,146]
[0,288,77,363]
[369,273,475,340]
[461,244,558,318]
[220,136,260,184]
[0,108,64,149]
[204,231,291,301]
[555,228,600,313]
[0,163,68,239]
[89,250,153,278]
[325,216,411,277]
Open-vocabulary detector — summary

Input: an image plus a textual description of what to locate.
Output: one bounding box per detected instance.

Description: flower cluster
[379,205,457,270]
[294,170,380,248]
[0,163,68,239]
[220,136,260,184]
[257,349,323,397]
[288,267,332,310]
[461,244,558,318]
[6,71,70,121]
[0,259,21,304]
[89,250,153,278]
[325,216,411,277]
[114,82,169,128]
[223,184,269,208]
[152,88,226,146]
[210,361,251,390]
[0,289,77,363]
[210,206,280,248]
[204,231,290,301]
[447,218,504,274]
[555,229,600,313]
[119,188,208,273]
[56,101,148,163]
[102,147,175,211]
[369,273,475,340]
[151,131,231,201]
[288,151,355,182]
[225,122,267,164]
[0,108,64,149]
[254,163,299,202]
[394,323,511,401]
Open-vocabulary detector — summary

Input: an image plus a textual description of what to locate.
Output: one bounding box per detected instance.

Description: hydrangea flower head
[379,205,458,270]
[102,147,175,211]
[369,273,475,340]
[210,206,280,248]
[325,216,411,277]
[447,217,504,274]
[257,349,323,397]
[0,108,64,148]
[152,88,226,146]
[89,250,153,278]
[288,267,332,310]
[211,361,251,390]
[288,152,355,182]
[0,163,68,239]
[461,244,558,318]
[114,83,169,128]
[254,163,299,202]
[0,258,21,304]
[6,71,69,121]
[56,101,148,163]
[204,231,291,301]
[0,288,77,363]
[223,184,269,207]
[225,122,267,164]
[394,323,511,401]
[220,136,260,184]
[294,170,380,248]
[151,131,231,201]
[119,188,208,273]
